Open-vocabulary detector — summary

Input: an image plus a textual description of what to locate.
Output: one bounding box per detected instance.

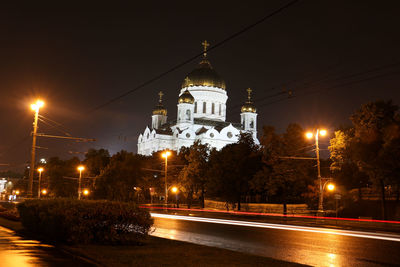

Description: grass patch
[66,236,306,267]
[0,217,23,232]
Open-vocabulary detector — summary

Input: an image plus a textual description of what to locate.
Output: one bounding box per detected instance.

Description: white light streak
[151,213,400,242]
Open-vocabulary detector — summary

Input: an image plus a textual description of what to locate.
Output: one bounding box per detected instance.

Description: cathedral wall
[181,86,227,121]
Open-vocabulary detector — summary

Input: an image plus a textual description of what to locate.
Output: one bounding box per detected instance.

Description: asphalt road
[151,213,400,267]
[0,226,93,267]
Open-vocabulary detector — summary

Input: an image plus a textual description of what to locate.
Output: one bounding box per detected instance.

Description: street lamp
[161,151,171,205]
[28,99,44,197]
[306,128,328,213]
[171,186,179,208]
[83,189,90,197]
[41,189,47,196]
[327,183,335,191]
[77,165,85,200]
[37,167,44,198]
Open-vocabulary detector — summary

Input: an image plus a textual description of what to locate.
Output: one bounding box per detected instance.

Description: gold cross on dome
[202,40,210,57]
[247,88,252,101]
[158,91,164,102]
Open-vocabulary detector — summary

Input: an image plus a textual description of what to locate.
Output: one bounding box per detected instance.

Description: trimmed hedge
[17,199,153,244]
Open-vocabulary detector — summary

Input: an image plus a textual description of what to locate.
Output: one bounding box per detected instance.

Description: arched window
[212,103,215,114]
[194,102,197,113]
[250,120,254,128]
[219,104,222,115]
[203,102,207,113]
[186,109,191,120]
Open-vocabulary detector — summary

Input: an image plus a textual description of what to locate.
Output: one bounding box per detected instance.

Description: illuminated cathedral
[137,41,258,155]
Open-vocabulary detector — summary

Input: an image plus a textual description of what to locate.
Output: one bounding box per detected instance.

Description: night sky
[1,1,399,170]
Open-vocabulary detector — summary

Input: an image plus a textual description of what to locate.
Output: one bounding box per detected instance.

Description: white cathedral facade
[137,41,259,156]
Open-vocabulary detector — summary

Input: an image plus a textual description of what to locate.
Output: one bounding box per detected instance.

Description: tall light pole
[162,151,171,205]
[37,167,44,198]
[28,100,44,197]
[306,129,327,213]
[77,165,85,200]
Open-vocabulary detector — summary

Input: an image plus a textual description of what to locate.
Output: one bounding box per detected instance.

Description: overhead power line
[258,69,400,109]
[90,0,301,113]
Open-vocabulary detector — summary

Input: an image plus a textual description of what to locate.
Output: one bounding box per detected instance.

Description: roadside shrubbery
[17,199,153,244]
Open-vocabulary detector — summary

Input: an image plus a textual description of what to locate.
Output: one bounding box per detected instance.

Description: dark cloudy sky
[0,0,399,170]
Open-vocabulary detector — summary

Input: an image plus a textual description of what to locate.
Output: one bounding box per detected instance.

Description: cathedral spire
[153,91,167,116]
[247,88,252,103]
[202,40,210,58]
[158,91,164,104]
[241,88,256,113]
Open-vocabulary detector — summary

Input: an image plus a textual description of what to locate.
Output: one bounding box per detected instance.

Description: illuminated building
[137,41,259,155]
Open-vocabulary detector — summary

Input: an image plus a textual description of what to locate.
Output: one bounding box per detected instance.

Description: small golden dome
[241,88,256,113]
[178,89,195,104]
[153,91,167,116]
[181,41,226,90]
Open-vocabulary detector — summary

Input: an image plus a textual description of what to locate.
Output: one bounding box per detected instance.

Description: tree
[179,141,209,208]
[83,148,110,177]
[94,151,146,202]
[208,133,262,211]
[251,124,314,213]
[47,156,80,197]
[349,100,400,219]
[329,129,369,199]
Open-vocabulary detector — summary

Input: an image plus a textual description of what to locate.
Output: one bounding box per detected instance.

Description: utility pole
[162,151,171,205]
[315,129,323,213]
[28,100,44,197]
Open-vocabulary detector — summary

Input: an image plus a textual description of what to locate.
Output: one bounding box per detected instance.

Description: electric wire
[90,0,302,113]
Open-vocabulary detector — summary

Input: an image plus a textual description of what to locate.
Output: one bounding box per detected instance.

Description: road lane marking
[151,213,400,242]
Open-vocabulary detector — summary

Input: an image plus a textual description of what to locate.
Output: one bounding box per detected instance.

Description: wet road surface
[151,213,400,267]
[0,226,93,266]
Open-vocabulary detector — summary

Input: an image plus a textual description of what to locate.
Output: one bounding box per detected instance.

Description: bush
[17,199,153,244]
[0,208,20,221]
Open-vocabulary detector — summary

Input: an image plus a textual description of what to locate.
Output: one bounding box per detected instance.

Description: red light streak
[139,205,400,224]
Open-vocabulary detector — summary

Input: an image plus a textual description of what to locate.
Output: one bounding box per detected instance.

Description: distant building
[137,41,259,155]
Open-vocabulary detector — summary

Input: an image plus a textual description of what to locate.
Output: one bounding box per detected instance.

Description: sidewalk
[0,224,93,266]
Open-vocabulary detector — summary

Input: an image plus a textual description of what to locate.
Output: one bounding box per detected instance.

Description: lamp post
[77,165,85,200]
[28,100,44,197]
[306,129,327,213]
[171,186,179,208]
[37,167,44,198]
[161,151,171,205]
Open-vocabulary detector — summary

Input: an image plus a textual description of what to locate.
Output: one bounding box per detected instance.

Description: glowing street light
[77,165,85,200]
[28,99,45,197]
[162,151,171,205]
[327,183,335,191]
[37,167,44,198]
[83,189,90,196]
[305,132,313,139]
[306,128,329,213]
[15,190,20,196]
[171,186,179,208]
[41,189,47,195]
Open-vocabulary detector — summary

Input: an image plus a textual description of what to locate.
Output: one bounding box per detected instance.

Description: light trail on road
[151,213,400,242]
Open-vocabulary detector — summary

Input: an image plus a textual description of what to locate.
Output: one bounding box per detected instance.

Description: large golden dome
[181,59,226,90]
[182,41,226,90]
